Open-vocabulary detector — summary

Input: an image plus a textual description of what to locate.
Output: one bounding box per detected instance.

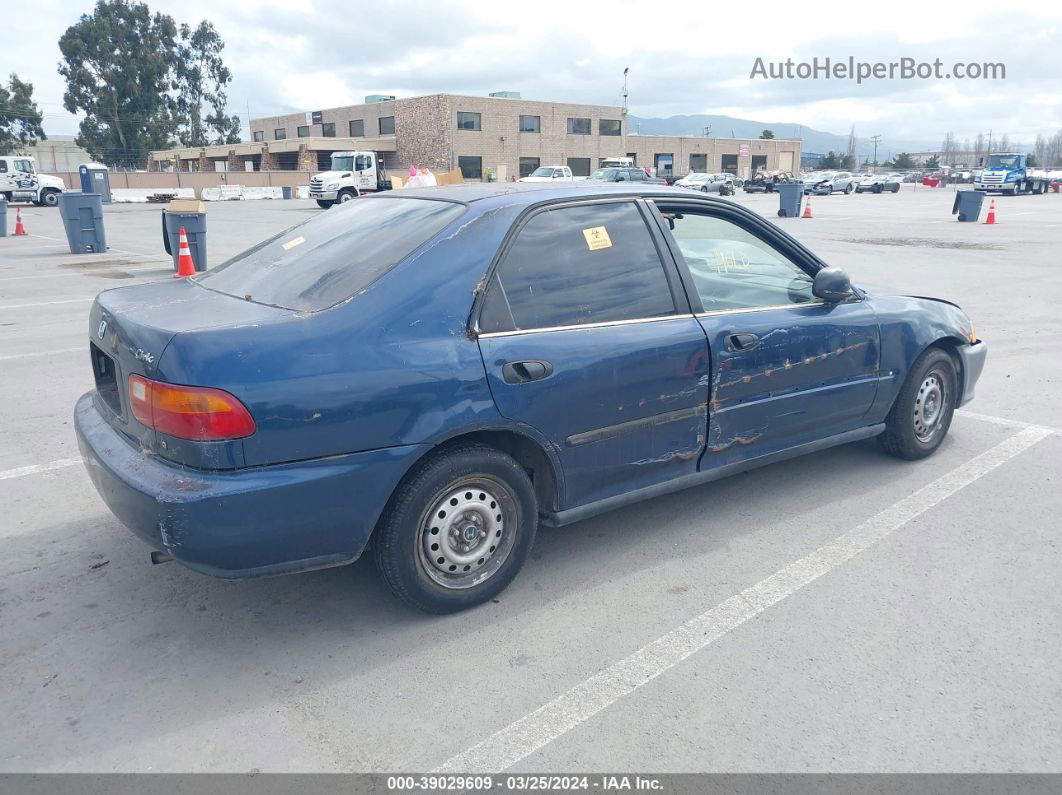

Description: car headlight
[325,182,339,190]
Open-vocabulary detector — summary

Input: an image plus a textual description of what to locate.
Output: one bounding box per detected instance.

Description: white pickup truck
[0,155,66,206]
[519,166,577,183]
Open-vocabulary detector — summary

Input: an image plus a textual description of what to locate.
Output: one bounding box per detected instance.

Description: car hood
[312,170,352,181]
[38,173,66,189]
[518,176,556,182]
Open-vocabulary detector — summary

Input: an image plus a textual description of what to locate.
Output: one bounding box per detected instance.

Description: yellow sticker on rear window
[582,226,612,251]
[281,236,306,251]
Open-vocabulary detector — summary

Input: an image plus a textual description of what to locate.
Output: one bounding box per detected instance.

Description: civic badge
[97,319,107,339]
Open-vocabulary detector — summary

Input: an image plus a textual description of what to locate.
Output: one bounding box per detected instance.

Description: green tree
[839,153,855,169]
[0,73,46,151]
[58,0,179,167]
[175,20,240,146]
[924,155,941,169]
[820,151,840,169]
[760,129,775,139]
[890,152,915,169]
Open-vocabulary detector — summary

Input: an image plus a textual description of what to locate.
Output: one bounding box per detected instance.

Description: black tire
[336,188,357,204]
[40,190,60,207]
[316,199,334,209]
[372,443,538,613]
[844,183,854,194]
[700,185,709,193]
[891,184,900,193]
[879,347,957,460]
[873,182,884,193]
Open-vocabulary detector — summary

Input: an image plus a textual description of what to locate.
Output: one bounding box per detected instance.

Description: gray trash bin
[58,192,107,253]
[776,183,804,217]
[281,186,293,200]
[162,208,207,272]
[0,199,7,237]
[952,190,985,222]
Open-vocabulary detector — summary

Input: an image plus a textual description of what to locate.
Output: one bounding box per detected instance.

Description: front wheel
[40,190,60,207]
[337,188,358,204]
[316,199,334,209]
[372,443,538,613]
[879,347,957,460]
[844,183,854,194]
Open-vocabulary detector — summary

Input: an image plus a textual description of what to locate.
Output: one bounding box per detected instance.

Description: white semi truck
[308,151,390,208]
[0,155,66,206]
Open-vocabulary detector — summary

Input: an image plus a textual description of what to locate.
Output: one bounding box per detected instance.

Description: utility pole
[702,125,712,137]
[870,134,882,166]
[622,67,629,116]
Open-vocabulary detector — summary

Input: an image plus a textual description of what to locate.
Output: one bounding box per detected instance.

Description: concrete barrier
[201,185,312,201]
[111,188,195,203]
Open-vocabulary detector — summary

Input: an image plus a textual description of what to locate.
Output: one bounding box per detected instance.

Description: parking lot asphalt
[1,188,1059,773]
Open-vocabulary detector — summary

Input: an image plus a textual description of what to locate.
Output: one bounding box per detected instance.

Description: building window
[274,128,286,140]
[567,157,591,176]
[599,119,621,136]
[321,122,335,137]
[519,115,540,133]
[297,125,309,137]
[458,156,482,179]
[519,157,540,177]
[457,112,481,131]
[567,117,591,135]
[654,153,674,176]
[253,130,264,142]
[349,119,364,137]
[379,116,395,135]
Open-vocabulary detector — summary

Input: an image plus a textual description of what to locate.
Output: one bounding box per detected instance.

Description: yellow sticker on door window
[281,235,306,251]
[582,226,612,251]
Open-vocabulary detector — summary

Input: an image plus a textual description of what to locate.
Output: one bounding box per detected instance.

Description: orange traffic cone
[174,227,197,278]
[802,195,813,218]
[13,207,27,236]
[983,199,997,225]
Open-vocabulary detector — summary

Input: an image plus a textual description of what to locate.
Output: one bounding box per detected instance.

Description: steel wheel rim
[417,476,517,590]
[914,371,947,442]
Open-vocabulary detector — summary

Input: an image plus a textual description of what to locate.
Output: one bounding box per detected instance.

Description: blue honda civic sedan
[75,184,986,612]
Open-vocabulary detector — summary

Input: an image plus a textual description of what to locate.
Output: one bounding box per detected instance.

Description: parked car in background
[802,171,855,195]
[75,184,986,613]
[854,174,901,193]
[520,166,576,183]
[586,167,664,184]
[744,172,797,193]
[674,172,735,195]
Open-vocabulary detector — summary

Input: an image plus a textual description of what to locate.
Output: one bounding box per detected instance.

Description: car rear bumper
[74,392,429,578]
[957,341,987,406]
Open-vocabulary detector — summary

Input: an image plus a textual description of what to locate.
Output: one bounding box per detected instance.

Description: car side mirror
[812,268,852,302]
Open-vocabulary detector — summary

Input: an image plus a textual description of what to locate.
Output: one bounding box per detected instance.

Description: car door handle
[502,360,553,384]
[726,333,759,352]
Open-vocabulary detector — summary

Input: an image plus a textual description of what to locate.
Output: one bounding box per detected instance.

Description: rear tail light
[128,375,256,441]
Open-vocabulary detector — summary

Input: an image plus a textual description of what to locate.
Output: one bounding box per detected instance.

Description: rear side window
[479,202,676,332]
[197,198,465,312]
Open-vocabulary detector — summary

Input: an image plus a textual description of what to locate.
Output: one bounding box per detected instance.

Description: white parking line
[0,347,84,362]
[955,408,1060,435]
[0,457,82,482]
[0,265,168,282]
[434,425,1052,773]
[0,298,93,310]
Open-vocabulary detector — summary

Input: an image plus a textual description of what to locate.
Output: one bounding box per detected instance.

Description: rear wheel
[891,184,900,193]
[844,183,854,194]
[372,443,538,613]
[879,347,957,460]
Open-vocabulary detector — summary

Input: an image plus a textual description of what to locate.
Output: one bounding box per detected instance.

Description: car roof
[388,183,719,207]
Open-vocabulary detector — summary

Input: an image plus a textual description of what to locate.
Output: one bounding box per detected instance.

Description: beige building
[149,92,801,180]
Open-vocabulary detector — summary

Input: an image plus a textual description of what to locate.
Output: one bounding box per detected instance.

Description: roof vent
[488,91,521,99]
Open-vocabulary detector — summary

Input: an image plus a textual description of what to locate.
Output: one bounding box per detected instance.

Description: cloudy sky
[9,0,1062,147]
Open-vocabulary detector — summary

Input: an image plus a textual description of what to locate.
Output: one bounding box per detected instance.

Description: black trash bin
[281,186,293,200]
[58,192,107,253]
[952,190,985,222]
[162,200,207,272]
[776,183,804,217]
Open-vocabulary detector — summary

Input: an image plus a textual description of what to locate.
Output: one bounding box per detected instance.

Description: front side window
[479,202,676,332]
[567,117,591,135]
[519,157,540,177]
[599,119,621,136]
[197,198,466,313]
[458,156,482,179]
[657,208,815,312]
[321,122,336,137]
[349,119,364,137]
[0,161,7,173]
[379,116,395,135]
[354,154,372,171]
[457,112,481,130]
[519,115,540,133]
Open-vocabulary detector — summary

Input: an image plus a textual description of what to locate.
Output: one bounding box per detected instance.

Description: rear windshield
[195,197,466,312]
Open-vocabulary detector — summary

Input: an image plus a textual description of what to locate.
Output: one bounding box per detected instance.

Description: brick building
[148,92,801,180]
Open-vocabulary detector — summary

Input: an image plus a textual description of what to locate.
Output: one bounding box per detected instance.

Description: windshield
[330,155,354,171]
[985,154,1021,169]
[196,198,466,312]
[529,167,554,177]
[589,169,621,180]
